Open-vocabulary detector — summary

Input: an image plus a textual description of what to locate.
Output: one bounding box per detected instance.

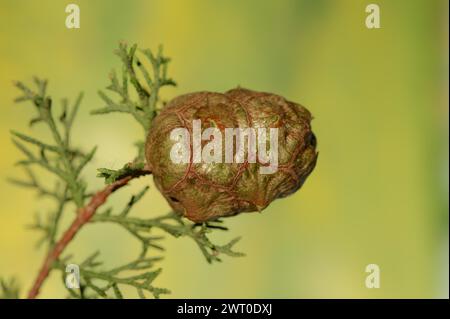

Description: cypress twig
[3,43,243,299]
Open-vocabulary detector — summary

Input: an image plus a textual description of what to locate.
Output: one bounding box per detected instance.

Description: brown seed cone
[145,88,318,222]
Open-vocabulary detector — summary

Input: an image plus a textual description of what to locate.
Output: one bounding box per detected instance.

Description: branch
[92,211,245,263]
[27,170,150,299]
[91,42,176,136]
[9,44,243,299]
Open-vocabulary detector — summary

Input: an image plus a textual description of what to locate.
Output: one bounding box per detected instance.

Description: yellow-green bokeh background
[0,0,448,298]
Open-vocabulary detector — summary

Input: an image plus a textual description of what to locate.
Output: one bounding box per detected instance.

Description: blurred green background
[0,0,448,298]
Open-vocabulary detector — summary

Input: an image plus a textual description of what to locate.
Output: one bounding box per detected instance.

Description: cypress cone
[145,88,318,222]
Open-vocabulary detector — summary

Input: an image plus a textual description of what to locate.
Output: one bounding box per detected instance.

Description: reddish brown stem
[27,171,149,299]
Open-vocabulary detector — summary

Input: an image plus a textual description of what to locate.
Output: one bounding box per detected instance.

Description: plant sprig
[11,78,94,251]
[6,43,243,299]
[91,188,244,263]
[55,253,169,299]
[92,42,176,136]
